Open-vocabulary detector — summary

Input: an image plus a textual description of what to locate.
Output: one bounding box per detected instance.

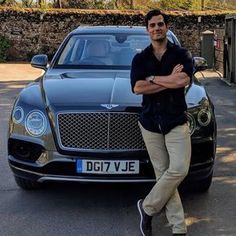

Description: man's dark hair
[145,9,169,28]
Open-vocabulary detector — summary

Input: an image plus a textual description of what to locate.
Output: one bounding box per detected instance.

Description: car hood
[42,70,207,109]
[43,70,142,108]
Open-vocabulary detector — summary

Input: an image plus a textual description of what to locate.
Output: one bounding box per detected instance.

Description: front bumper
[8,135,215,184]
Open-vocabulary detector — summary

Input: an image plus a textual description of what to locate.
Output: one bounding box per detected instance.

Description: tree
[113,0,133,9]
[37,0,46,8]
[158,0,193,10]
[22,0,34,7]
[93,0,106,9]
[53,0,62,8]
[0,0,17,5]
[57,0,92,8]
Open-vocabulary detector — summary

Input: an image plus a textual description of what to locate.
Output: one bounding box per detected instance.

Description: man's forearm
[134,80,166,95]
[133,71,190,95]
[153,72,190,88]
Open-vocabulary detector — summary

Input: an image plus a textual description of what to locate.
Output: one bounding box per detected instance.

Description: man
[130,9,193,236]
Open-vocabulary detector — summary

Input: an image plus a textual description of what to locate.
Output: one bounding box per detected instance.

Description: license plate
[76,160,139,174]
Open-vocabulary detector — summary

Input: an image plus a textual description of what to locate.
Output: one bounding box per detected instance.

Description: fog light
[12,142,31,159]
[8,139,43,162]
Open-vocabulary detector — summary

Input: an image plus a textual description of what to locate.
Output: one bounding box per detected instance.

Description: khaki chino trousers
[139,123,191,234]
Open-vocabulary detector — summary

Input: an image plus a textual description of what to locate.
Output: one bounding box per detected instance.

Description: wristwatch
[147,75,155,83]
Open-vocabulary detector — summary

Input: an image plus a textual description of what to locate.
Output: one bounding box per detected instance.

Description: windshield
[55,32,180,69]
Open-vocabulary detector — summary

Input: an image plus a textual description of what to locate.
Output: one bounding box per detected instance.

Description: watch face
[150,76,154,82]
[147,76,154,82]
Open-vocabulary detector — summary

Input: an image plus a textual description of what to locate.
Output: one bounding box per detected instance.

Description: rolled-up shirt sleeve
[130,54,146,93]
[180,48,194,82]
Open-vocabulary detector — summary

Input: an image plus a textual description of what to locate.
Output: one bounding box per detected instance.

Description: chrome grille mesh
[57,112,146,150]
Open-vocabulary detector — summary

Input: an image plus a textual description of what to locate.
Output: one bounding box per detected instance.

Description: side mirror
[31,54,48,70]
[193,57,208,72]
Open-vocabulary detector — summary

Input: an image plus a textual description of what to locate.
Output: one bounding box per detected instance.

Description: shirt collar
[146,40,175,54]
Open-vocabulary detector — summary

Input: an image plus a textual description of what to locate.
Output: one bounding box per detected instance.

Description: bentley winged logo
[101,104,119,110]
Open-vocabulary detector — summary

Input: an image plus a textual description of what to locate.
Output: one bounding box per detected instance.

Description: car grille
[57,112,146,151]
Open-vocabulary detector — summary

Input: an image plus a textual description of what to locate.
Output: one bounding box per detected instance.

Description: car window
[56,31,180,69]
[57,34,150,67]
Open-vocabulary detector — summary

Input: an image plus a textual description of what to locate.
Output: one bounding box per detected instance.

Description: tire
[14,176,42,190]
[193,172,213,193]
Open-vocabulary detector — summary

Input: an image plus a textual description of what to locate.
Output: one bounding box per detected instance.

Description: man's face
[146,15,168,42]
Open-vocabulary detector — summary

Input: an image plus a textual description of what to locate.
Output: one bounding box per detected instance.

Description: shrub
[0,35,11,62]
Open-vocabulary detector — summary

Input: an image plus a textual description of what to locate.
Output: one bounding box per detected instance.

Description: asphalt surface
[0,64,236,236]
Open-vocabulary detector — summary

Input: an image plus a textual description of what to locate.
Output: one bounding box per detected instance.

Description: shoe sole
[137,200,145,236]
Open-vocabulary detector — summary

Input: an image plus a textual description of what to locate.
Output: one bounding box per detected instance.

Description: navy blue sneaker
[137,199,152,236]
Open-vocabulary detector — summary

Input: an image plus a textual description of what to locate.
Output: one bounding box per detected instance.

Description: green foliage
[93,0,105,9]
[153,0,236,11]
[1,0,235,10]
[0,0,18,6]
[158,0,191,10]
[0,35,11,62]
[57,0,92,8]
[21,0,33,7]
[109,0,236,10]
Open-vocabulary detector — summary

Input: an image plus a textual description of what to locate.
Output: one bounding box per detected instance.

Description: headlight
[25,110,47,137]
[13,106,24,124]
[186,113,196,135]
[197,109,211,126]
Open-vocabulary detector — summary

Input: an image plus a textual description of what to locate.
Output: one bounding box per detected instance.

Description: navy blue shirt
[130,41,193,135]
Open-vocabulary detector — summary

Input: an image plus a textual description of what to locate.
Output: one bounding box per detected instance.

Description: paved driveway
[0,63,236,236]
[0,63,43,81]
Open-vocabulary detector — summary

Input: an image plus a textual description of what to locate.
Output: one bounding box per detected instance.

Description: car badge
[101,104,119,110]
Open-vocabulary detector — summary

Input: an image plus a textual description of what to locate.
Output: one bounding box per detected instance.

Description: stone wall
[0,8,228,61]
